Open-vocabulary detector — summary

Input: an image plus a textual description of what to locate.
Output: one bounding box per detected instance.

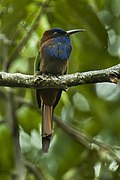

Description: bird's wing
[36,89,41,109]
[34,52,41,108]
[53,67,67,109]
[34,52,40,75]
[53,90,62,109]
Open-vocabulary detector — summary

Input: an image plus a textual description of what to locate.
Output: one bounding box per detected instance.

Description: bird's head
[41,28,85,42]
[40,28,85,61]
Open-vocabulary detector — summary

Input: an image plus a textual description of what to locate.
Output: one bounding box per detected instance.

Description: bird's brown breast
[40,57,67,75]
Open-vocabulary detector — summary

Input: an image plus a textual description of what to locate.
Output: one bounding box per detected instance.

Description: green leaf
[16,106,41,134]
[0,125,14,174]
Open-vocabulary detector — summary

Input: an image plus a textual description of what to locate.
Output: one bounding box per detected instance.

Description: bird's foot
[34,71,42,83]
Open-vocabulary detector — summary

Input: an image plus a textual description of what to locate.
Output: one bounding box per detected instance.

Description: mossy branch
[0,63,120,89]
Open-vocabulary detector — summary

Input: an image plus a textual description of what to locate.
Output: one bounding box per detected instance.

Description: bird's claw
[34,71,42,83]
[34,76,39,83]
[110,71,119,84]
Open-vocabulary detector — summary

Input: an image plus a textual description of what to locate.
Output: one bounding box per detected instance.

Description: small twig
[25,161,44,180]
[14,97,120,164]
[0,63,120,89]
[15,96,34,108]
[54,116,120,164]
[6,91,26,179]
[6,0,50,71]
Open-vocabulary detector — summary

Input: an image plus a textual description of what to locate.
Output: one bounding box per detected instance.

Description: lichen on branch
[0,63,120,89]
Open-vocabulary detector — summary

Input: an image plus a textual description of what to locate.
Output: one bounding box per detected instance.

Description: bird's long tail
[42,104,53,153]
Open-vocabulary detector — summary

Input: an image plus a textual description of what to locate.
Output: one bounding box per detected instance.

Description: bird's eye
[53,32,58,35]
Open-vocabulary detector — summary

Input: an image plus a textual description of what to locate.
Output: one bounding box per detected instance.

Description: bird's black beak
[66,29,86,35]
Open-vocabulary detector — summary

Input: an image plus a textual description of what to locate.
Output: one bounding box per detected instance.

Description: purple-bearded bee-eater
[34,28,85,153]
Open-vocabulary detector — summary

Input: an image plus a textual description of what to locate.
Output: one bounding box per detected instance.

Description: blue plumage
[43,36,72,60]
[36,28,84,152]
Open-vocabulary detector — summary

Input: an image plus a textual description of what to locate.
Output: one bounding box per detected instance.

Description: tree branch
[25,161,45,180]
[13,96,120,164]
[0,63,120,89]
[54,116,120,164]
[6,91,26,179]
[6,0,50,71]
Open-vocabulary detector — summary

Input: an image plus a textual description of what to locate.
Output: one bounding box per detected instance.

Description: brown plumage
[36,88,62,152]
[35,28,84,152]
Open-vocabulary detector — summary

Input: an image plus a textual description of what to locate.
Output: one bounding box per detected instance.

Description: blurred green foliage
[0,0,120,179]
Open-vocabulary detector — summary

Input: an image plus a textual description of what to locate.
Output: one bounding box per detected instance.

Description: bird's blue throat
[43,36,72,61]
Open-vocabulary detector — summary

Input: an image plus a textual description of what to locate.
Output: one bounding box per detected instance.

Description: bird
[34,28,85,153]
